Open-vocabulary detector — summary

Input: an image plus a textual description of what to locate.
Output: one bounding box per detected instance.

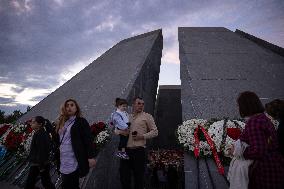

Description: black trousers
[25,164,55,189]
[120,147,146,189]
[61,169,80,189]
[118,134,129,150]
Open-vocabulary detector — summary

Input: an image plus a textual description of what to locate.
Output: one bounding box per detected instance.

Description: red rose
[90,121,107,137]
[26,126,33,134]
[0,125,10,137]
[97,122,106,130]
[227,128,242,140]
[5,131,24,151]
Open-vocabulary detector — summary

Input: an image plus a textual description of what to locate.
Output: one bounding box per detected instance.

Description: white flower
[208,120,225,152]
[177,118,246,157]
[177,119,209,155]
[23,131,35,154]
[200,141,211,155]
[208,119,245,155]
[95,130,110,144]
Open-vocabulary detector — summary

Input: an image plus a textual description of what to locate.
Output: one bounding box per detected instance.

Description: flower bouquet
[177,118,245,175]
[0,123,34,180]
[90,121,111,154]
[207,119,245,157]
[147,150,184,188]
[90,121,107,136]
[177,119,210,156]
[148,150,184,169]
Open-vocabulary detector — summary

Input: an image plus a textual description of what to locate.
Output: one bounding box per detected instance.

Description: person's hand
[118,129,129,136]
[228,144,235,156]
[39,168,45,173]
[88,158,96,168]
[132,134,144,141]
[114,128,129,136]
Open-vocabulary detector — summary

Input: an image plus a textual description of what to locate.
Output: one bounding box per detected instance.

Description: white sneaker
[121,152,129,160]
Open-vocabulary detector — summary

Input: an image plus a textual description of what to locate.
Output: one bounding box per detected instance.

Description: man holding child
[115,97,158,189]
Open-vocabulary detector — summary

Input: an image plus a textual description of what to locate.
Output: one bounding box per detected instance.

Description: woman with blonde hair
[55,99,96,189]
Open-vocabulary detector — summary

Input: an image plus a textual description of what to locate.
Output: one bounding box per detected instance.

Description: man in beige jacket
[117,97,158,189]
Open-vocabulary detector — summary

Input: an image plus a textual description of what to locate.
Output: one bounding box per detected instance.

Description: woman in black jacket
[55,99,96,189]
[25,116,55,189]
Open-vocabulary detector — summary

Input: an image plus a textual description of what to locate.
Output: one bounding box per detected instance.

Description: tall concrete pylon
[18,30,163,123]
[18,29,163,188]
[179,27,284,189]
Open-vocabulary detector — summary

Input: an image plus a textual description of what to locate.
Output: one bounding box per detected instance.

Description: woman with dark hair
[25,116,55,189]
[236,91,284,189]
[55,99,96,189]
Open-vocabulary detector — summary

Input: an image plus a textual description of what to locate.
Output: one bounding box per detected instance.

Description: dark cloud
[0,0,284,112]
[0,97,15,104]
[11,86,25,93]
[31,95,47,102]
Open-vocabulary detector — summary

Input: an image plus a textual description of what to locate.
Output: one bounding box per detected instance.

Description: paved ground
[0,182,21,189]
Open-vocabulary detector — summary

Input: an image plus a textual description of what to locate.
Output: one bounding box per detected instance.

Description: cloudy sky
[0,0,284,114]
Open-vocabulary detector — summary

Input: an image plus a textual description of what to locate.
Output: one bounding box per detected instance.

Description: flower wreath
[177,118,245,175]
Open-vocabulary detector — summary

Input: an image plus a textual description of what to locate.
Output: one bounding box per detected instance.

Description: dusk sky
[0,0,284,114]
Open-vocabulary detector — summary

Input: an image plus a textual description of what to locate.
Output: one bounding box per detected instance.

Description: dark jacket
[28,128,51,168]
[240,113,284,189]
[278,119,284,156]
[55,117,96,177]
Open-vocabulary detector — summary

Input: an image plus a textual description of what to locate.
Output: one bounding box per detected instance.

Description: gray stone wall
[235,29,284,57]
[179,27,284,121]
[179,27,284,189]
[150,85,182,150]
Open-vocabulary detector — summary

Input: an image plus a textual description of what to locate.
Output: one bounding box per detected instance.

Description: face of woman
[31,118,41,130]
[65,101,77,116]
[118,104,128,112]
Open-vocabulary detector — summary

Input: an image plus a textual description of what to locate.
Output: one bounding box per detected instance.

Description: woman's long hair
[56,99,82,133]
[237,91,264,118]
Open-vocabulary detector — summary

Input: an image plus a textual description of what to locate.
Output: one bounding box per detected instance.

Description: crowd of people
[23,92,283,189]
[24,97,158,189]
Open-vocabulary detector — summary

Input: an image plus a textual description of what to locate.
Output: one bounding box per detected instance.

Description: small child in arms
[111,98,130,159]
